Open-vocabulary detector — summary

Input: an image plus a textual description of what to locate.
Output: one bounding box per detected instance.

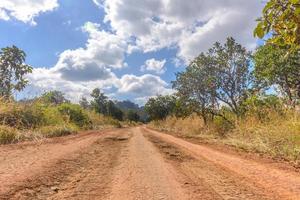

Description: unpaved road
[0,127,299,200]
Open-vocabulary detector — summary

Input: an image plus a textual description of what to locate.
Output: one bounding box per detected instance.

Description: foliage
[254,0,300,52]
[253,44,300,105]
[150,110,300,163]
[79,97,90,109]
[0,101,46,129]
[106,100,124,121]
[173,37,253,123]
[0,126,18,144]
[41,90,70,105]
[243,94,284,122]
[0,46,32,99]
[126,110,140,122]
[38,124,78,138]
[144,95,176,120]
[91,88,108,115]
[57,103,91,128]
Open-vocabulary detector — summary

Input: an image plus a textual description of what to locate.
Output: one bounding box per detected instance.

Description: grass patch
[149,112,300,165]
[0,126,19,144]
[37,124,79,138]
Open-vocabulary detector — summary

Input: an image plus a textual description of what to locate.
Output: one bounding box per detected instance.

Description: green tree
[90,88,108,115]
[0,46,32,99]
[174,37,253,121]
[253,44,300,106]
[254,0,300,52]
[79,97,90,109]
[106,100,124,121]
[126,110,140,122]
[144,95,176,121]
[41,90,70,105]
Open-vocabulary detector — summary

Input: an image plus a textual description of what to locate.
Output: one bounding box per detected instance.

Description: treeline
[145,0,300,134]
[145,0,300,163]
[0,46,145,144]
[145,37,299,131]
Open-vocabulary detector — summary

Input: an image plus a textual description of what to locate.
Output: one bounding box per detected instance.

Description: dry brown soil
[0,127,299,200]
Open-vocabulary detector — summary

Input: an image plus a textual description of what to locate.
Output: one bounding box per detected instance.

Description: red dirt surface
[0,127,299,199]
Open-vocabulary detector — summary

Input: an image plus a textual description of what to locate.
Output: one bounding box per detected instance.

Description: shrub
[57,103,91,128]
[0,126,18,144]
[38,124,78,138]
[0,102,45,129]
[212,116,234,136]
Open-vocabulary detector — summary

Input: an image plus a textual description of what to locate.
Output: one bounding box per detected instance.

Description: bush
[0,102,46,129]
[57,103,91,128]
[0,126,18,144]
[212,116,234,136]
[38,124,78,138]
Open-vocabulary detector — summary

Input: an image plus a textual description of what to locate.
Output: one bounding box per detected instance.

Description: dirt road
[0,127,299,199]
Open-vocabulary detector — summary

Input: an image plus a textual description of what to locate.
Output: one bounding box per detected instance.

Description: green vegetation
[0,46,32,99]
[146,15,300,164]
[0,45,144,144]
[254,0,300,53]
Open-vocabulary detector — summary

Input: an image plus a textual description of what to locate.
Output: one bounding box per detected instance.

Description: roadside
[144,127,300,200]
[0,129,128,199]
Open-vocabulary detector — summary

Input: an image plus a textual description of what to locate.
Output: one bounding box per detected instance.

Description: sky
[0,0,264,105]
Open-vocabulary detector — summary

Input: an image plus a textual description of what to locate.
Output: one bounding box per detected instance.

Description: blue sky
[0,0,263,104]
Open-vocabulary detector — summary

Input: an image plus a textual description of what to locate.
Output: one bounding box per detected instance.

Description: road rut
[0,127,299,199]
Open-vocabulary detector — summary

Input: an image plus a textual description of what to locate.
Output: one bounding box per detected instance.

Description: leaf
[254,23,265,38]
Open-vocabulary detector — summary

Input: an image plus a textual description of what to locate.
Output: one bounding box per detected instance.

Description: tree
[254,44,300,106]
[173,57,216,124]
[106,100,124,121]
[211,37,253,117]
[0,46,32,99]
[41,90,69,105]
[90,88,108,115]
[254,0,300,52]
[144,95,176,121]
[79,97,90,109]
[126,110,140,122]
[174,37,253,121]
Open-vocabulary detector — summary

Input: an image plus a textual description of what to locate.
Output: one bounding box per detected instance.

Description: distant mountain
[115,100,148,122]
[115,100,139,111]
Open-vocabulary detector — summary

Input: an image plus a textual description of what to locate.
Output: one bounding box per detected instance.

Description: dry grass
[149,111,300,164]
[0,100,123,144]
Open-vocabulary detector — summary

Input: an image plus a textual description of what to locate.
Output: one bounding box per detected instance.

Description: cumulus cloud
[25,21,173,103]
[0,0,58,25]
[102,0,263,62]
[118,74,174,97]
[51,21,128,82]
[25,21,126,101]
[23,0,263,104]
[141,58,166,74]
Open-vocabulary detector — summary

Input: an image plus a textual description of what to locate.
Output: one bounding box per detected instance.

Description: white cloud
[118,74,173,97]
[141,58,166,74]
[0,0,59,25]
[25,21,127,101]
[102,0,263,62]
[0,9,9,21]
[25,21,173,103]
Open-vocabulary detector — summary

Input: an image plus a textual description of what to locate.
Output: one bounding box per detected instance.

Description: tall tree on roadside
[144,95,176,121]
[212,37,253,117]
[254,44,300,106]
[173,54,217,124]
[174,37,253,121]
[254,0,300,53]
[0,46,32,99]
[90,88,108,115]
